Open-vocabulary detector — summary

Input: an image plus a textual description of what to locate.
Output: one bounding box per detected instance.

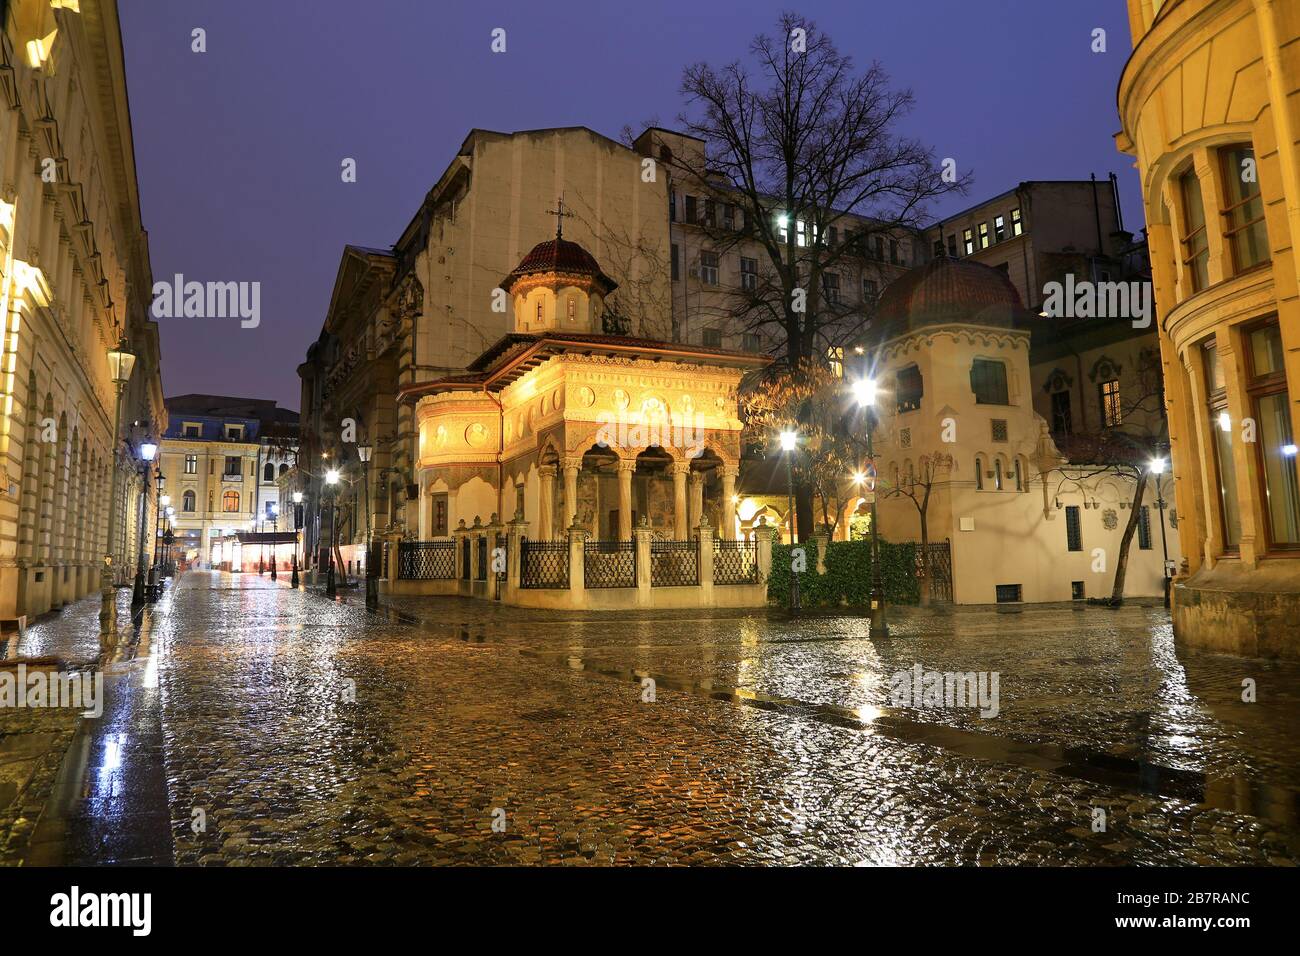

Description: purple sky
[119,0,1138,412]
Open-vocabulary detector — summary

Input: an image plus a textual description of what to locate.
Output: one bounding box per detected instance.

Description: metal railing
[584,539,636,588]
[520,538,569,589]
[713,539,759,585]
[651,539,698,587]
[476,536,488,581]
[461,537,471,580]
[397,540,455,579]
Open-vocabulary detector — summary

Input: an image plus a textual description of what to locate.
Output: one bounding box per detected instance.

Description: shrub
[767,538,920,607]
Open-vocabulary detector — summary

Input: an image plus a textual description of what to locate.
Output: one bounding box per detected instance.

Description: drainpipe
[1253,0,1300,294]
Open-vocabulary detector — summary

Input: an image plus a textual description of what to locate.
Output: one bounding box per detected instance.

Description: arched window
[975,457,984,490]
[263,462,274,482]
[1014,458,1024,492]
[994,460,1004,490]
[222,490,240,513]
[182,490,196,512]
[279,462,289,476]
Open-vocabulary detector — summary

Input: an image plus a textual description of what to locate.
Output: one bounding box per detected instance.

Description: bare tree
[671,11,967,536]
[884,452,954,604]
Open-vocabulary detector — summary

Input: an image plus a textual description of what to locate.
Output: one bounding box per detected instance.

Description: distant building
[1118,0,1300,657]
[159,396,297,567]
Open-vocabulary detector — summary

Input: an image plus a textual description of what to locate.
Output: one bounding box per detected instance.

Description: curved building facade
[1118,0,1300,656]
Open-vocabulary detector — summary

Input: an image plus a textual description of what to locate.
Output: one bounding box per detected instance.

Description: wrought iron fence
[476,536,487,581]
[461,537,471,580]
[494,533,507,584]
[651,539,698,587]
[397,540,455,580]
[713,538,759,585]
[917,539,953,602]
[584,539,636,588]
[520,538,569,589]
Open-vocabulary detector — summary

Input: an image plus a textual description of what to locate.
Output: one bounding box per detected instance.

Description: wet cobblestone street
[11,571,1300,866]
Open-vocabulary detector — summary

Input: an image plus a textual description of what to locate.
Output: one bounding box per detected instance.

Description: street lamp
[269,503,279,581]
[1150,455,1172,609]
[778,430,800,612]
[149,479,167,602]
[131,440,158,607]
[291,490,304,588]
[855,377,888,637]
[325,468,340,597]
[357,440,376,609]
[100,341,136,642]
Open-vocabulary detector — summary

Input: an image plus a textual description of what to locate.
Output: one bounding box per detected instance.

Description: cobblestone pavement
[11,571,1300,866]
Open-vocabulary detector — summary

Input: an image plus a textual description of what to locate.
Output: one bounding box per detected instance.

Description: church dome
[500,236,617,294]
[873,255,1028,340]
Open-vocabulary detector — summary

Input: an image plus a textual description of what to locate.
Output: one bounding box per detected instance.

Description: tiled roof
[500,237,617,293]
[873,256,1029,341]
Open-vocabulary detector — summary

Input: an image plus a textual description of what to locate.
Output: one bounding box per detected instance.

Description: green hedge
[767,538,920,607]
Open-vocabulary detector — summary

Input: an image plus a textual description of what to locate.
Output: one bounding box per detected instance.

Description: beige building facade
[1118,0,1300,656]
[0,0,164,625]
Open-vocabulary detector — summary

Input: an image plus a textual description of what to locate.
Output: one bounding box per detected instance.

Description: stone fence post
[697,521,713,601]
[567,521,586,607]
[505,510,526,602]
[810,531,829,574]
[756,516,775,582]
[633,518,653,602]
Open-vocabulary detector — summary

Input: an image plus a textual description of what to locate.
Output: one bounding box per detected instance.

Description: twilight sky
[118,0,1138,412]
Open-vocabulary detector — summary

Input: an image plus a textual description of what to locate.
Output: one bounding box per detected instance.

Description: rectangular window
[433,493,448,537]
[742,333,761,352]
[889,239,899,264]
[862,278,878,301]
[978,222,990,249]
[962,228,974,256]
[991,419,1008,442]
[970,359,1009,405]
[1220,145,1269,273]
[740,257,757,292]
[700,251,719,285]
[995,584,1022,603]
[947,235,958,257]
[1050,390,1072,436]
[184,454,198,474]
[1065,506,1082,552]
[669,190,676,222]
[1010,208,1023,236]
[684,195,697,224]
[874,236,884,260]
[827,346,845,379]
[1179,168,1210,292]
[1138,506,1152,550]
[723,204,735,231]
[182,422,201,438]
[704,199,716,228]
[1099,379,1122,427]
[702,327,722,348]
[896,364,923,413]
[933,239,945,257]
[1071,580,1085,600]
[225,425,243,441]
[1246,321,1300,546]
[224,456,241,477]
[994,215,1006,243]
[1203,340,1241,549]
[821,272,840,304]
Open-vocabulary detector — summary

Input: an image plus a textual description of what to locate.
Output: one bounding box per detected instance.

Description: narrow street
[8,572,1298,866]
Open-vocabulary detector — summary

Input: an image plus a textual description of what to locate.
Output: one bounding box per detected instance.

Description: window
[1065,505,1082,551]
[742,333,761,353]
[898,427,912,449]
[703,199,716,228]
[225,425,243,441]
[933,239,945,257]
[947,235,958,257]
[702,327,722,348]
[1203,340,1241,549]
[970,359,1009,405]
[1013,458,1023,491]
[1220,145,1269,273]
[182,490,196,512]
[264,462,275,482]
[889,239,899,264]
[1138,506,1152,550]
[224,456,241,477]
[433,493,449,537]
[685,195,697,224]
[975,457,984,491]
[700,251,719,285]
[827,346,844,379]
[821,272,840,304]
[991,419,1008,442]
[740,257,757,291]
[995,584,1022,603]
[669,191,677,223]
[862,278,878,302]
[874,236,884,260]
[962,228,974,256]
[1245,320,1299,546]
[266,501,276,519]
[222,490,240,513]
[1071,581,1085,600]
[671,244,680,281]
[993,215,1006,243]
[1050,390,1072,436]
[1010,208,1023,236]
[184,454,198,474]
[279,463,289,476]
[978,222,990,249]
[1099,379,1122,427]
[182,422,201,438]
[994,460,1003,490]
[536,300,544,323]
[723,204,735,231]
[567,297,577,321]
[1179,167,1210,292]
[896,364,923,413]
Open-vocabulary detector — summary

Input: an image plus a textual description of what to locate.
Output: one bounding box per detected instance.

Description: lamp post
[291,490,304,588]
[164,507,176,575]
[325,468,340,597]
[853,377,888,637]
[779,430,800,612]
[269,503,279,581]
[357,440,376,609]
[149,482,167,601]
[1150,455,1171,609]
[131,440,158,607]
[100,342,136,642]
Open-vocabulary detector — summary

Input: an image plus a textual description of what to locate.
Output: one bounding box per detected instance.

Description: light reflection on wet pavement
[14,571,1300,865]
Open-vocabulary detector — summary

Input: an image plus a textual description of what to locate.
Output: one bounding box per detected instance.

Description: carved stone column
[688,471,704,536]
[671,461,689,539]
[721,466,738,540]
[617,460,635,540]
[538,465,556,540]
[562,457,582,531]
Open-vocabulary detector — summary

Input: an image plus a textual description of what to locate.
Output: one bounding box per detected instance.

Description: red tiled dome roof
[501,237,617,293]
[874,255,1028,340]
